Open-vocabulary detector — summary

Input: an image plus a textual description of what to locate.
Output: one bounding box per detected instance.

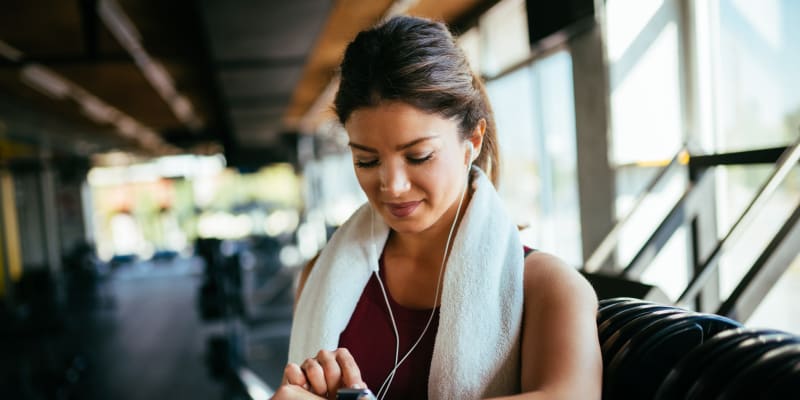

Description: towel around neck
[288,167,525,399]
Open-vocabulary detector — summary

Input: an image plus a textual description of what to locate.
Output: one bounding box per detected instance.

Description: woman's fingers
[301,357,329,396]
[334,348,366,389]
[316,350,342,397]
[289,348,366,399]
[283,363,308,389]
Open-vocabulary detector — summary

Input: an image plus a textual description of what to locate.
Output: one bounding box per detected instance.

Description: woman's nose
[379,163,411,195]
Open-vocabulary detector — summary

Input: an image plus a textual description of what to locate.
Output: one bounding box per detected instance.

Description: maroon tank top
[338,255,439,400]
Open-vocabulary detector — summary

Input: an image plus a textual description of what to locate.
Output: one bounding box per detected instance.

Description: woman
[274,16,601,400]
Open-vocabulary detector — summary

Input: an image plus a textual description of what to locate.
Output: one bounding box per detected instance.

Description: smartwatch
[336,387,377,400]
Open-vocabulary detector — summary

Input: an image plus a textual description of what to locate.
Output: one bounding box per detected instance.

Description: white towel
[288,167,524,399]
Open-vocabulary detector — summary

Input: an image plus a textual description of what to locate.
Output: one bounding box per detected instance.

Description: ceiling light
[20,65,71,99]
[0,40,22,62]
[171,95,193,119]
[80,95,119,124]
[97,0,142,53]
[137,130,162,149]
[18,62,156,148]
[141,61,175,99]
[97,0,200,132]
[115,116,139,137]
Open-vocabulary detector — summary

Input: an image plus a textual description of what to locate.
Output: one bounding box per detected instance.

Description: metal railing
[676,138,800,308]
[585,136,800,318]
[716,203,800,320]
[583,146,689,273]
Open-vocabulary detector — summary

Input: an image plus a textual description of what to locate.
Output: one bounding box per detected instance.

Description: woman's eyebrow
[348,135,440,152]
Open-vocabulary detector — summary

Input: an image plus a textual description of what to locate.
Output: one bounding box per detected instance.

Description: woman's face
[345,101,474,235]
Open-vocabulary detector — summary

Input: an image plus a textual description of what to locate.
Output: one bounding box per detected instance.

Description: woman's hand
[275,348,367,400]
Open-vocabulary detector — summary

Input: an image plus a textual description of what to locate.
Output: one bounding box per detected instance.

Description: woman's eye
[408,153,434,164]
[354,159,379,168]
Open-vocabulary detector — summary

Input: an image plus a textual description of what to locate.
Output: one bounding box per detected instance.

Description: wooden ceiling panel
[0,0,85,57]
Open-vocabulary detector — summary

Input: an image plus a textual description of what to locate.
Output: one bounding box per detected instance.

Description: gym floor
[79,257,224,400]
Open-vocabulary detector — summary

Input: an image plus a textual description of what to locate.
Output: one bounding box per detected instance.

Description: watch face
[336,388,377,400]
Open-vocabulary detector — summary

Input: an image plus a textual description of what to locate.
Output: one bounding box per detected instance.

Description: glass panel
[641,225,689,301]
[606,0,683,165]
[711,0,800,152]
[614,164,688,271]
[536,52,582,265]
[487,66,539,238]
[747,255,800,335]
[606,0,688,288]
[487,50,581,266]
[606,0,667,63]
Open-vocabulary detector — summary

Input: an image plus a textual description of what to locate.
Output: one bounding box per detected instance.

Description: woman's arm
[490,252,602,400]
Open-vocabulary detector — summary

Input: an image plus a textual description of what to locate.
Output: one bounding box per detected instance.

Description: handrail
[583,146,688,272]
[688,146,787,168]
[717,202,800,320]
[677,137,800,307]
[622,169,713,278]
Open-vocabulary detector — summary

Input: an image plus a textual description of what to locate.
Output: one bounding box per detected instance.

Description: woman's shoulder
[522,251,597,310]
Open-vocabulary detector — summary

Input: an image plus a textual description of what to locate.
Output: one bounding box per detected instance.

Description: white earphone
[370,142,474,400]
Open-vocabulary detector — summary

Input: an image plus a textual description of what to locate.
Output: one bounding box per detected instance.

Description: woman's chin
[386,219,422,234]
[382,214,429,234]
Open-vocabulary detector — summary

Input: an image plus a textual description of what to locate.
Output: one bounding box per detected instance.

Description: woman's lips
[386,201,421,218]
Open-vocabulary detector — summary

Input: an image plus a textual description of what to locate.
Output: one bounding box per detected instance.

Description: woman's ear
[469,118,486,159]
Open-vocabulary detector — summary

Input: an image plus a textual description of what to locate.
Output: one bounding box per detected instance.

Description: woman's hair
[334,15,500,185]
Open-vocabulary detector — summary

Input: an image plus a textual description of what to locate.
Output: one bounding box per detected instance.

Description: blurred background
[0,0,798,398]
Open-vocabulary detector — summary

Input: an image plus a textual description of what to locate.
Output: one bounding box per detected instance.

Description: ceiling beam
[79,0,100,59]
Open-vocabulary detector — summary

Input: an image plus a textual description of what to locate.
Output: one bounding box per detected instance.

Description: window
[694,0,800,332]
[488,51,582,266]
[606,0,684,165]
[605,0,689,296]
